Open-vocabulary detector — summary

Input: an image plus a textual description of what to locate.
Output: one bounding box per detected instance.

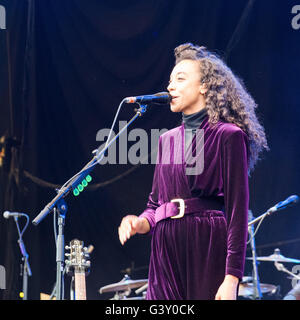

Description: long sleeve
[222,129,249,280]
[138,137,162,233]
[138,190,158,233]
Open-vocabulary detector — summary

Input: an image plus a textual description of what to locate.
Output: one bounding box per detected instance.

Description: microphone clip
[134,104,148,116]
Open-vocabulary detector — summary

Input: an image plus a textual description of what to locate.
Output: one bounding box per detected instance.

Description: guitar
[65,239,92,300]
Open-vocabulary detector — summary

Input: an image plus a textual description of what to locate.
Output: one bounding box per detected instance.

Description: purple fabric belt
[155,197,225,223]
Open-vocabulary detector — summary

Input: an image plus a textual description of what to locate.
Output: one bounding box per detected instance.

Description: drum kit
[241,205,300,300]
[99,274,148,300]
[240,248,300,299]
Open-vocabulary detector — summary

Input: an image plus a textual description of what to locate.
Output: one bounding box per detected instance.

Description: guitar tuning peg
[84,245,94,254]
[65,245,70,250]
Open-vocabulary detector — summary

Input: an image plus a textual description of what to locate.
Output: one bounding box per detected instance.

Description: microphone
[3,211,26,219]
[268,195,299,213]
[248,195,299,227]
[124,92,172,104]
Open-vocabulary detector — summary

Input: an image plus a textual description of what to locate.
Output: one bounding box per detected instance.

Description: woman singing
[118,43,269,300]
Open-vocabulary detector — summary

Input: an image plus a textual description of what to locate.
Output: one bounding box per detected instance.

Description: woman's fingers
[118,225,129,245]
[118,216,138,245]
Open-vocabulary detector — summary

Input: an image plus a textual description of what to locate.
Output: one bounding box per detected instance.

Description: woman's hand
[215,275,239,300]
[118,215,150,245]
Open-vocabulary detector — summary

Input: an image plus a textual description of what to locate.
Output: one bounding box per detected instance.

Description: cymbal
[238,283,277,297]
[99,276,148,294]
[246,248,300,264]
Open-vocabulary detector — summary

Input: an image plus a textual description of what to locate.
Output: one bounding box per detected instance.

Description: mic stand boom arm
[248,209,273,227]
[248,195,299,227]
[32,104,147,226]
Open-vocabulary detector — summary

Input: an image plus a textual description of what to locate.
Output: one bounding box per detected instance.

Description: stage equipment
[135,282,148,296]
[248,195,299,228]
[283,282,300,300]
[124,91,171,104]
[65,239,91,300]
[273,256,300,280]
[246,248,300,263]
[247,210,262,299]
[245,195,299,300]
[238,282,277,298]
[99,275,148,293]
[32,95,169,299]
[246,248,300,300]
[3,210,32,300]
[99,275,148,300]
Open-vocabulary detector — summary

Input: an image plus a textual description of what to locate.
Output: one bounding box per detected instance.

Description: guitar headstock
[65,239,91,275]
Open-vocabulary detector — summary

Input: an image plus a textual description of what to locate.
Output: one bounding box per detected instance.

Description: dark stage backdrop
[0,0,299,300]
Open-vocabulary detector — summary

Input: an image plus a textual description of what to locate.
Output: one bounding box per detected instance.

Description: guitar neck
[74,271,86,300]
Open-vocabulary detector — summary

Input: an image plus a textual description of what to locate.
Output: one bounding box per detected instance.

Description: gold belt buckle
[170,198,185,219]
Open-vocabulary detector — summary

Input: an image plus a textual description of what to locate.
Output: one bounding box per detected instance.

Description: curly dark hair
[174,43,269,172]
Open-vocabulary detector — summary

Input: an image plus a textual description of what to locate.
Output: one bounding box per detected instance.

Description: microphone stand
[248,210,262,299]
[14,214,32,300]
[54,201,67,300]
[274,261,300,280]
[248,195,299,227]
[246,207,278,300]
[247,208,274,227]
[32,104,149,300]
[246,197,299,299]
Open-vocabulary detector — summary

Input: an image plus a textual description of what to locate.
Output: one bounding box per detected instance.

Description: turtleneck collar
[182,108,208,130]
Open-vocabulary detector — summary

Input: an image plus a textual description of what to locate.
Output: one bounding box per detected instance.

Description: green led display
[72,175,92,197]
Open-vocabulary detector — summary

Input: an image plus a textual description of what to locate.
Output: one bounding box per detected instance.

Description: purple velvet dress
[139,115,249,300]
